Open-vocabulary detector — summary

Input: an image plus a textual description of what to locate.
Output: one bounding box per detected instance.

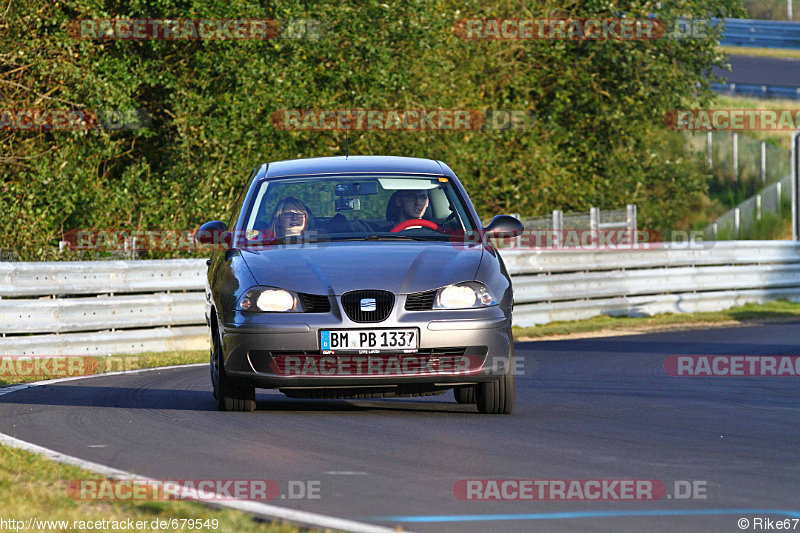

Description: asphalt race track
[714,54,800,87]
[1,323,799,532]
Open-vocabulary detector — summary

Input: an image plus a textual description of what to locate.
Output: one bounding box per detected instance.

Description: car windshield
[241,174,477,244]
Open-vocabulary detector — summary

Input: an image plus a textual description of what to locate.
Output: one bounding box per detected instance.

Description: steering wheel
[390,219,440,233]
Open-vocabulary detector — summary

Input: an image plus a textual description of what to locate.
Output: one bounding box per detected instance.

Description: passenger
[269,196,313,238]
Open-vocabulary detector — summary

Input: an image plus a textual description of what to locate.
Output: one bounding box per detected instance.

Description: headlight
[237,287,300,312]
[434,282,497,309]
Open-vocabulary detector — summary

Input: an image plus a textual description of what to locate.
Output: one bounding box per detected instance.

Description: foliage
[0,0,745,259]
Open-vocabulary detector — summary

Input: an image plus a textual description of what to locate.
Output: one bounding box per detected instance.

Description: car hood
[239,241,484,295]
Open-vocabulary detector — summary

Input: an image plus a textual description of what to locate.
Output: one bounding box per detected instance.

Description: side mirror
[195,220,230,247]
[483,215,524,238]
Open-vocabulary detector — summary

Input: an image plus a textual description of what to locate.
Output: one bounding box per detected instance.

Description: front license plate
[320,329,418,354]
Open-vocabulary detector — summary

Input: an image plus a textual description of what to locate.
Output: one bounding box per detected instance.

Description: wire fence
[489,205,638,248]
[510,206,636,232]
[685,131,792,239]
[704,175,792,239]
[685,131,790,191]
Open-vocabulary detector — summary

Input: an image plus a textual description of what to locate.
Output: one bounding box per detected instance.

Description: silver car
[197,156,523,414]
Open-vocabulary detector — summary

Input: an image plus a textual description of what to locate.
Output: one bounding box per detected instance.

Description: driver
[394,189,429,222]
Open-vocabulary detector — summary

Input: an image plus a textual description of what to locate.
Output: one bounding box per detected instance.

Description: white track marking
[0,365,405,533]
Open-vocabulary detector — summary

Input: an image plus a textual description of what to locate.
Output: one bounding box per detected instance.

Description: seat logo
[360,298,377,312]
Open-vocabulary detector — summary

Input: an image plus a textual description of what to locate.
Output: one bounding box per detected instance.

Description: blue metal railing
[711,82,800,100]
[720,18,800,49]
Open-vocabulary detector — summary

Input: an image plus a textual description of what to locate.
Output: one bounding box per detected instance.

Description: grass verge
[513,299,800,340]
[0,445,301,532]
[718,45,800,60]
[0,349,308,533]
[0,350,209,387]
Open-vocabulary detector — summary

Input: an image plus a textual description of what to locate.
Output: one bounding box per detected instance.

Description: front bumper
[218,305,513,389]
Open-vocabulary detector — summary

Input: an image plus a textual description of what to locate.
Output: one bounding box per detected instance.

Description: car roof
[265,156,445,178]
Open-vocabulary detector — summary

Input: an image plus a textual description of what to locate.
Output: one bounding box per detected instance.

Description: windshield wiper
[241,236,327,247]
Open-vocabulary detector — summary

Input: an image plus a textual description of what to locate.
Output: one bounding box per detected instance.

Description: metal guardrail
[720,18,800,49]
[711,82,800,100]
[0,327,208,356]
[0,259,206,297]
[713,18,800,100]
[501,240,800,273]
[0,293,205,334]
[2,241,800,354]
[0,259,208,356]
[506,240,800,326]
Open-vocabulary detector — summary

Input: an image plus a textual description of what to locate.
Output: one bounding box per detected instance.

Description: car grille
[248,347,484,374]
[298,292,331,313]
[405,289,437,311]
[340,290,394,323]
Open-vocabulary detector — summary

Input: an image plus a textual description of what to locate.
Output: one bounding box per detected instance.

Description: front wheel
[211,326,256,412]
[476,353,515,414]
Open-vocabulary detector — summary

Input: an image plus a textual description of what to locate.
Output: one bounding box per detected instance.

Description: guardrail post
[712,221,718,239]
[590,207,599,246]
[707,130,713,169]
[626,204,637,244]
[733,132,739,180]
[552,209,563,248]
[790,0,794,21]
[756,194,762,221]
[734,207,740,237]
[777,182,783,212]
[761,140,767,183]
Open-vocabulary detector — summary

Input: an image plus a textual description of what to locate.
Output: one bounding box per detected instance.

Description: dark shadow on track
[517,339,799,356]
[0,384,480,414]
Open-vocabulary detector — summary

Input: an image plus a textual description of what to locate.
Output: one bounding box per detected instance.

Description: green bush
[0,0,745,259]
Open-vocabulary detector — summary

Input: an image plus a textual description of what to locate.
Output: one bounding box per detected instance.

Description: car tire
[453,385,476,404]
[476,352,515,415]
[211,325,256,412]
